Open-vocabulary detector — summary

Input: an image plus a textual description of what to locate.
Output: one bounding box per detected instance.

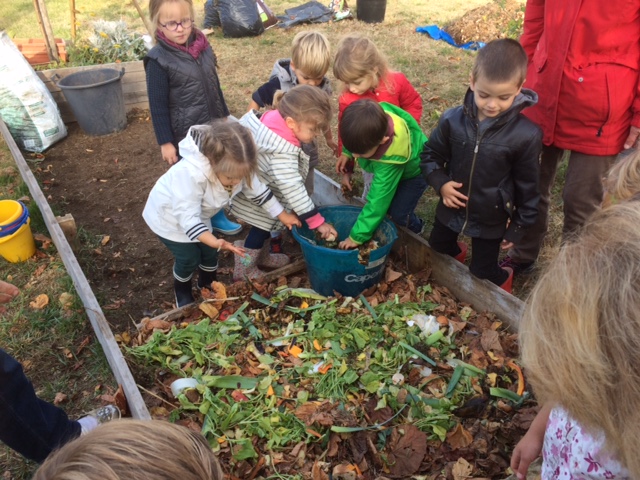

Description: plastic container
[56,68,127,136]
[356,0,387,23]
[0,201,36,263]
[292,205,397,297]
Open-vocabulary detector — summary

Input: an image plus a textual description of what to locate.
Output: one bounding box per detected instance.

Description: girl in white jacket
[143,121,300,306]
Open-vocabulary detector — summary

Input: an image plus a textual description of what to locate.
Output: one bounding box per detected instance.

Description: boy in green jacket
[338,100,428,249]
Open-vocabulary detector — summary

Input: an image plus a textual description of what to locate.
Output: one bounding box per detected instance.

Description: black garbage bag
[277,1,333,29]
[203,0,221,28]
[218,0,264,38]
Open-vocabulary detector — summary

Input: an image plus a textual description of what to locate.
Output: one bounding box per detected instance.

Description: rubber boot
[211,210,242,235]
[174,277,194,307]
[197,267,217,290]
[499,267,514,294]
[233,240,266,282]
[258,239,290,269]
[454,241,468,263]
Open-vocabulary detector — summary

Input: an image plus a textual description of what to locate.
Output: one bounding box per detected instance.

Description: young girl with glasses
[145,0,242,236]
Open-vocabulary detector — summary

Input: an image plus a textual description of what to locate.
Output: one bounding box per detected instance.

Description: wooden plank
[312,171,524,330]
[0,120,151,420]
[262,258,306,283]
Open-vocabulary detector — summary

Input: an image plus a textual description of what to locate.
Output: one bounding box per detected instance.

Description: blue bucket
[292,205,398,297]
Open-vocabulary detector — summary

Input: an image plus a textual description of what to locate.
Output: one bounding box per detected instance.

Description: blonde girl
[231,85,338,280]
[333,34,423,194]
[511,200,640,479]
[143,121,299,306]
[602,148,640,207]
[145,0,241,235]
[33,419,224,480]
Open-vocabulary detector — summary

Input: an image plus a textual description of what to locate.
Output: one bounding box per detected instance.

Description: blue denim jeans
[386,175,429,233]
[0,348,80,462]
[159,237,219,281]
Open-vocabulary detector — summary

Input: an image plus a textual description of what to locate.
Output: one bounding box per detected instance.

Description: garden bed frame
[1,120,524,419]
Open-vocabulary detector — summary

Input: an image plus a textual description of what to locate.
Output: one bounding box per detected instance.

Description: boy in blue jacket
[421,39,542,293]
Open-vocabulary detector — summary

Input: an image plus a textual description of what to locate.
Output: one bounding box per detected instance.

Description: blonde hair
[520,200,640,477]
[603,149,640,208]
[33,420,224,480]
[291,30,331,79]
[272,84,332,133]
[333,34,389,89]
[190,120,257,187]
[148,0,195,40]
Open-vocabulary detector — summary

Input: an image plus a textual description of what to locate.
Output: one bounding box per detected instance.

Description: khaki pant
[508,145,616,263]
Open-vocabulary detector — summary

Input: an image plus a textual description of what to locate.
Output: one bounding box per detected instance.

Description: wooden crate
[36,61,149,124]
[13,37,67,65]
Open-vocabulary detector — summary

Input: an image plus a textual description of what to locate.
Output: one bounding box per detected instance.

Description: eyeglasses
[159,18,193,31]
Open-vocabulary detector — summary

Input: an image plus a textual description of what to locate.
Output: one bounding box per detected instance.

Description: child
[510,200,640,479]
[143,121,299,306]
[145,0,240,235]
[602,147,640,208]
[248,30,338,252]
[420,39,542,293]
[232,85,338,280]
[34,419,224,479]
[333,34,423,198]
[338,99,428,249]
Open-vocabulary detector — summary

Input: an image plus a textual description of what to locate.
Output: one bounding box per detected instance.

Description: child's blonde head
[33,419,224,480]
[603,148,640,208]
[291,31,331,80]
[190,120,257,186]
[148,0,195,39]
[521,200,640,477]
[333,34,389,87]
[273,85,332,133]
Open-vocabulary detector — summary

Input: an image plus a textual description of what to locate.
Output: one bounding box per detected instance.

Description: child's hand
[510,429,544,480]
[339,238,359,250]
[278,211,301,230]
[215,239,246,256]
[501,239,514,250]
[326,138,340,158]
[441,181,468,209]
[336,154,352,173]
[161,143,178,165]
[316,222,338,240]
[341,173,352,191]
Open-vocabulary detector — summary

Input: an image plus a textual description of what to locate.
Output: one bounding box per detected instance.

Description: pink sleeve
[305,212,325,230]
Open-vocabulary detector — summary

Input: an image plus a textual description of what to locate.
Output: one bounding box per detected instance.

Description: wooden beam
[312,171,524,330]
[130,0,154,36]
[32,0,59,62]
[0,120,150,420]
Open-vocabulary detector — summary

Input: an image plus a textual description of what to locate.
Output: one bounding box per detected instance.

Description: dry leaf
[114,384,128,416]
[29,293,49,309]
[446,423,474,449]
[480,329,503,353]
[387,425,427,477]
[312,461,330,480]
[199,302,219,320]
[53,392,68,405]
[452,457,473,480]
[385,268,402,283]
[101,235,110,246]
[59,292,74,309]
[332,464,356,480]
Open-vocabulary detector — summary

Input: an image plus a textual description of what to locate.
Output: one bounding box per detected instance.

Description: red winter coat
[337,71,422,154]
[520,0,640,155]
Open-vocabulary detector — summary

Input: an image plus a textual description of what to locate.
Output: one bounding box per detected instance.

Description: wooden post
[69,0,77,41]
[32,0,59,62]
[131,0,154,36]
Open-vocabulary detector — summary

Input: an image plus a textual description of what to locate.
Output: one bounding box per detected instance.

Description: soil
[445,0,524,44]
[32,110,270,333]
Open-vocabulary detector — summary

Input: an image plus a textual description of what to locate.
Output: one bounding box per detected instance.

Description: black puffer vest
[145,37,229,142]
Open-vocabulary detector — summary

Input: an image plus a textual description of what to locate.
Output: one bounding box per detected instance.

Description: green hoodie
[344,102,427,244]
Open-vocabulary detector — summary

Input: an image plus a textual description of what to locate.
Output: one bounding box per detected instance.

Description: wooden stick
[33,0,59,62]
[130,0,154,36]
[261,258,306,283]
[69,0,76,41]
[0,120,150,420]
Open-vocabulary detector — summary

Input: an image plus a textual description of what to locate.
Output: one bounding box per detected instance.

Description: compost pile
[445,0,524,45]
[125,267,537,480]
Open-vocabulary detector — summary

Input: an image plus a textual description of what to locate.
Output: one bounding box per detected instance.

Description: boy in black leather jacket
[420,39,542,292]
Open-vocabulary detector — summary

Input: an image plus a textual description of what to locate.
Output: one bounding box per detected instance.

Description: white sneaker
[79,405,121,435]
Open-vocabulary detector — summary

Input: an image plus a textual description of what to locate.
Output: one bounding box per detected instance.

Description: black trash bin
[357,0,387,23]
[56,68,127,136]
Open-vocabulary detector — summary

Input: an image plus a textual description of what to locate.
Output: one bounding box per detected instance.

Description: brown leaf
[101,235,110,245]
[59,292,74,310]
[327,432,341,457]
[386,425,427,478]
[312,461,330,480]
[332,464,357,480]
[385,268,402,283]
[29,293,49,309]
[452,457,473,480]
[114,384,128,416]
[198,302,219,320]
[446,423,474,449]
[75,336,91,355]
[480,329,503,353]
[53,392,68,405]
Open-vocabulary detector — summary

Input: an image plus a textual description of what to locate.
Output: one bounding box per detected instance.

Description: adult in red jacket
[502,0,640,274]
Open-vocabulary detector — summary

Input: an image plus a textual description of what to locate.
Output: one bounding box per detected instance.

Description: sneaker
[498,256,534,275]
[79,405,121,435]
[210,210,242,235]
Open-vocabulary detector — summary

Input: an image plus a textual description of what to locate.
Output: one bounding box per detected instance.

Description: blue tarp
[416,25,485,51]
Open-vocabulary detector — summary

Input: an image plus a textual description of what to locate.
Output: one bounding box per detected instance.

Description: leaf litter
[125,268,536,479]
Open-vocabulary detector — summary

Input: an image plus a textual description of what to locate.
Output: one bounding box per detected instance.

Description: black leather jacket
[421,88,542,242]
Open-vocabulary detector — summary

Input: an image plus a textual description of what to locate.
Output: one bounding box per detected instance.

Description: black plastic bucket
[56,68,127,136]
[356,0,387,23]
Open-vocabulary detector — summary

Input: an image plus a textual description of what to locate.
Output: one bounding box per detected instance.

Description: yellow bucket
[0,199,24,226]
[0,217,36,263]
